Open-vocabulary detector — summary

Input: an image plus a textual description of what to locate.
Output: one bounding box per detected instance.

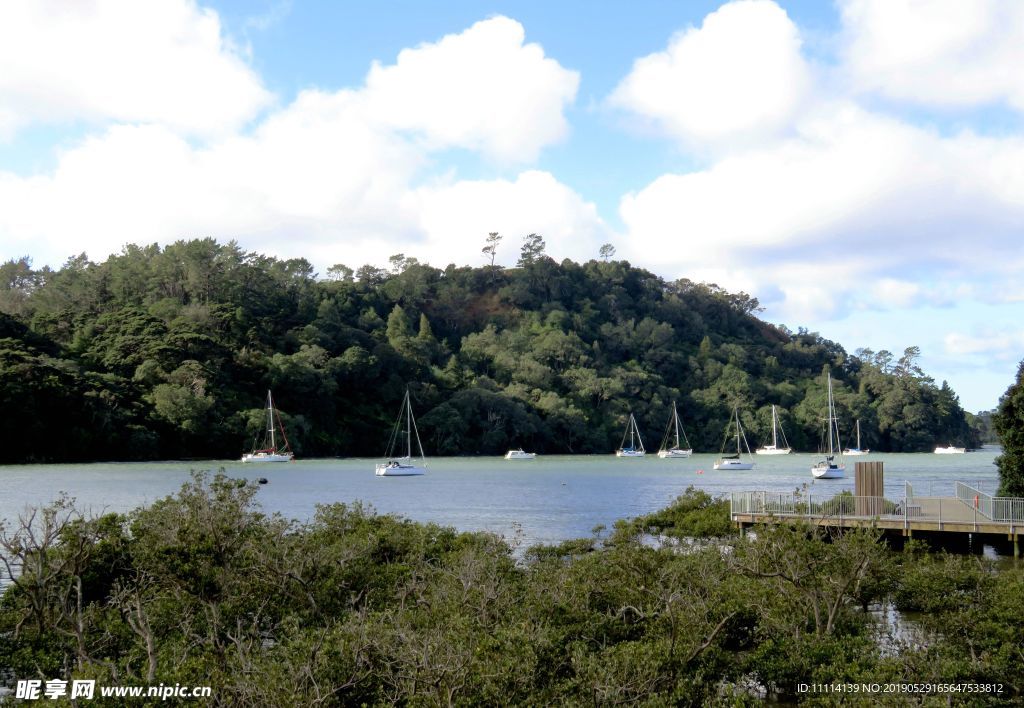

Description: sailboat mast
[735,408,741,453]
[673,402,680,448]
[827,375,835,456]
[771,406,778,448]
[405,390,412,459]
[267,390,276,450]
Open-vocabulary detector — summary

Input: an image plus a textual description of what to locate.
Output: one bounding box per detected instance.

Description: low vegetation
[2,474,1020,705]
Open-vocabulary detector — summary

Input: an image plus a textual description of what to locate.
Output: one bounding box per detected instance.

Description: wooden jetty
[731,462,1024,556]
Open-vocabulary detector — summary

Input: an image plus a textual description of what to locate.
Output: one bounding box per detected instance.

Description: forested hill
[0,239,981,463]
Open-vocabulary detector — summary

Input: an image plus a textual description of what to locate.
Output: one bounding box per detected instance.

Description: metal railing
[733,487,1024,528]
[956,482,992,518]
[994,498,1024,523]
[956,482,1024,523]
[730,492,897,519]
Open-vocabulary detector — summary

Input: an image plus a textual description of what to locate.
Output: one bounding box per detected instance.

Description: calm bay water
[0,448,1000,548]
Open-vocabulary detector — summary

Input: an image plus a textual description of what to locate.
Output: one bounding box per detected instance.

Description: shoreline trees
[994,360,1024,496]
[0,240,980,463]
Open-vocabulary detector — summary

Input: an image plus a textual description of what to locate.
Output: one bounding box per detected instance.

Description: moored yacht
[755,405,791,455]
[616,413,646,457]
[811,373,845,479]
[376,389,427,476]
[714,407,754,470]
[843,419,870,456]
[241,390,295,463]
[657,401,693,458]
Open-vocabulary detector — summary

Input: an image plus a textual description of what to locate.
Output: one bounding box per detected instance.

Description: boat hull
[811,464,846,479]
[241,453,294,463]
[843,449,870,456]
[376,463,426,476]
[755,447,791,455]
[714,459,754,470]
[616,450,646,457]
[934,446,965,454]
[657,448,692,458]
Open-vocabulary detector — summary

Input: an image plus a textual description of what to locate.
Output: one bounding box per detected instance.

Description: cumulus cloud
[839,0,1024,111]
[0,14,596,274]
[619,104,1024,319]
[364,16,579,162]
[0,103,602,275]
[608,0,810,150]
[410,171,610,266]
[0,0,272,140]
[612,1,1024,324]
[0,94,426,265]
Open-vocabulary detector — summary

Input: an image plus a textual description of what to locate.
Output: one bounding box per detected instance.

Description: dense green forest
[0,238,982,463]
[994,360,1024,496]
[1,474,1020,704]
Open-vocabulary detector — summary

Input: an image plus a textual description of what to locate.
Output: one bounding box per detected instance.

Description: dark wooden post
[855,461,884,516]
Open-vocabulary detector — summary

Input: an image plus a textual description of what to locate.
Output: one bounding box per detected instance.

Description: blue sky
[1,0,1022,412]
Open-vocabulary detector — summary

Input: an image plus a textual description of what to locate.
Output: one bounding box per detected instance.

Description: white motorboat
[714,407,754,470]
[657,401,693,458]
[616,412,646,457]
[241,390,295,463]
[505,448,536,460]
[934,445,966,454]
[376,389,427,476]
[755,405,791,455]
[812,373,845,479]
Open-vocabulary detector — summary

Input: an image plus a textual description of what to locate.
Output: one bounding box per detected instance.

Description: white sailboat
[375,389,427,476]
[934,444,966,454]
[714,407,754,470]
[241,390,294,463]
[504,448,536,460]
[615,413,646,457]
[657,401,692,458]
[843,419,870,456]
[812,373,845,479]
[755,405,791,455]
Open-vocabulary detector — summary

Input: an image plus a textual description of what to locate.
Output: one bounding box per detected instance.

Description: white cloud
[944,329,1024,358]
[0,0,272,140]
[985,284,1024,304]
[607,0,1024,411]
[0,16,595,275]
[364,16,579,163]
[619,105,922,260]
[0,107,601,275]
[839,0,1024,111]
[869,279,921,309]
[410,171,611,267]
[608,0,811,150]
[607,0,1024,328]
[616,99,1024,323]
